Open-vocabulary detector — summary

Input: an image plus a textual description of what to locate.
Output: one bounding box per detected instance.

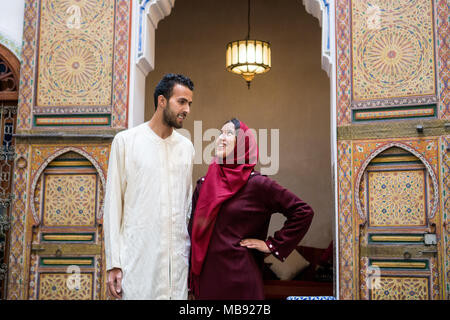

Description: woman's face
[216,122,236,159]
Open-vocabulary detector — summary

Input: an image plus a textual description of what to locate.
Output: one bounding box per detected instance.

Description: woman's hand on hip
[239,238,270,253]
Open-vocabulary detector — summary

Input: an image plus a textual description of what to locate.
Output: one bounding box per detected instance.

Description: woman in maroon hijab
[189,118,314,300]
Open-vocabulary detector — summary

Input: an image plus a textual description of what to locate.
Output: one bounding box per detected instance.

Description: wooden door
[335,0,448,300]
[27,151,105,300]
[356,145,442,300]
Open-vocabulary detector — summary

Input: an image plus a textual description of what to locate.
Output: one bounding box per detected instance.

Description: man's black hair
[153,73,194,110]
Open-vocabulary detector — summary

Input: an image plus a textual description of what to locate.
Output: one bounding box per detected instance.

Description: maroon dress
[188,171,314,300]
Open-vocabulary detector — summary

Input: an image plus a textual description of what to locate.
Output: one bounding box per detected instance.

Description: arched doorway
[0,43,20,299]
[138,0,336,299]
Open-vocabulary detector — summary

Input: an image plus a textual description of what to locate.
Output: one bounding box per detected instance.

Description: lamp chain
[246,0,251,40]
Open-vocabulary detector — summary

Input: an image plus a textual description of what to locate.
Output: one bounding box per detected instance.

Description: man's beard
[163,102,184,129]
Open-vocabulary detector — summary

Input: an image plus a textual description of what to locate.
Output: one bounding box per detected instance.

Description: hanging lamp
[225,0,271,89]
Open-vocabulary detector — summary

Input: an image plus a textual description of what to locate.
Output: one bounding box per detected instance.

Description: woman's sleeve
[188,178,203,291]
[262,177,314,262]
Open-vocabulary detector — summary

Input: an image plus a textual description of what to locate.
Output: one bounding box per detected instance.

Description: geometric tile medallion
[351,0,436,101]
[43,174,97,227]
[38,273,93,300]
[370,276,429,300]
[368,170,427,227]
[36,0,115,107]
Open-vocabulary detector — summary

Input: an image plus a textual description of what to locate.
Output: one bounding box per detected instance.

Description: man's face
[161,84,193,129]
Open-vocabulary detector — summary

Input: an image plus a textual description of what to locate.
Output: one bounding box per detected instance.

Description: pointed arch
[354,142,439,221]
[136,0,332,76]
[29,147,107,226]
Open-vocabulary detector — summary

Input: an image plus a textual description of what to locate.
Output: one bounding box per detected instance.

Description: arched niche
[30,148,107,227]
[354,143,439,227]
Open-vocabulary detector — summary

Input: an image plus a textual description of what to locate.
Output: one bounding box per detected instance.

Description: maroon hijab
[190,120,258,296]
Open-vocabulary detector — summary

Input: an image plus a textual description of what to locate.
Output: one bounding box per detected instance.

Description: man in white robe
[104,74,195,299]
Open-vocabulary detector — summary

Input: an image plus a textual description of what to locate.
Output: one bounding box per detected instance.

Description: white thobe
[104,122,194,299]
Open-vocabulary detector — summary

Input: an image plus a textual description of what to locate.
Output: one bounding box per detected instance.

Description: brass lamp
[226,0,271,89]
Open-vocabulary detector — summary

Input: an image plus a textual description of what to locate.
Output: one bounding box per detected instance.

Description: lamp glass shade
[255,41,263,63]
[226,39,271,83]
[232,42,238,65]
[262,43,269,66]
[238,41,247,63]
[226,45,232,67]
[247,41,255,63]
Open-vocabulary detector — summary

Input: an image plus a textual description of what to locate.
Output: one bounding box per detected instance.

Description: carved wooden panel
[353,141,442,300]
[38,272,93,300]
[370,276,429,300]
[367,170,427,227]
[27,151,105,300]
[43,174,97,227]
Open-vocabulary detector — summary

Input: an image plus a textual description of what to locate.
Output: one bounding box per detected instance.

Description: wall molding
[338,119,450,140]
[136,0,175,75]
[302,0,331,77]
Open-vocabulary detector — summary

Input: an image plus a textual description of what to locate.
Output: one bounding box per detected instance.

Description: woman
[189,118,314,300]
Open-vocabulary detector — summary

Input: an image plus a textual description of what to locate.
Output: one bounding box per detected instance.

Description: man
[104,74,195,299]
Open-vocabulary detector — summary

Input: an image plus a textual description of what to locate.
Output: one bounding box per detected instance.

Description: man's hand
[240,239,270,253]
[107,268,123,299]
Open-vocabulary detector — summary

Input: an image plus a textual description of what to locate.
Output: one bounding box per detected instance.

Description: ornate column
[7,0,132,300]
